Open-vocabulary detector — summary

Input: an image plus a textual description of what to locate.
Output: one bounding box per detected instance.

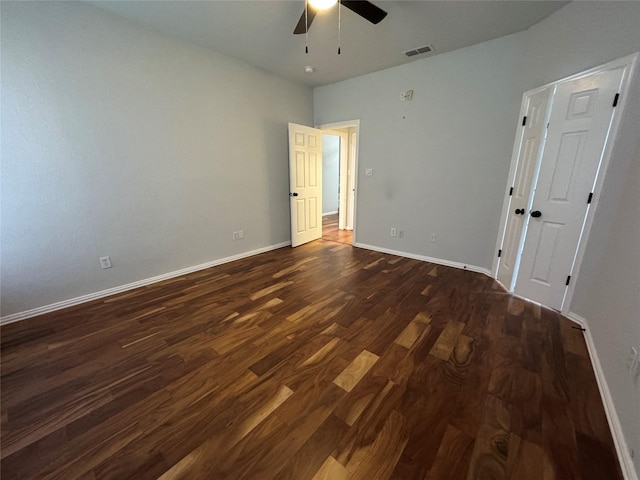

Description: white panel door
[497,87,553,289]
[289,123,323,247]
[515,67,625,309]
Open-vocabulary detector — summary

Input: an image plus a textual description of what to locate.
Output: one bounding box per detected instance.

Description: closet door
[515,66,625,310]
[497,87,553,289]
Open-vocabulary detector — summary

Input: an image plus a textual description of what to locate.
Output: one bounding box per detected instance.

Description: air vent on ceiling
[404,44,434,57]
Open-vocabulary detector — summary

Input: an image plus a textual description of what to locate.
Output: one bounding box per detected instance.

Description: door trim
[316,120,360,245]
[322,129,349,229]
[492,52,639,315]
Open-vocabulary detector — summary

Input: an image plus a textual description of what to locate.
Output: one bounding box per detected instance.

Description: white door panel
[289,123,323,247]
[515,67,625,309]
[497,88,553,289]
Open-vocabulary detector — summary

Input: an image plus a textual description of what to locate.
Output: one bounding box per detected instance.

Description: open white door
[288,123,323,247]
[497,87,553,289]
[515,66,625,309]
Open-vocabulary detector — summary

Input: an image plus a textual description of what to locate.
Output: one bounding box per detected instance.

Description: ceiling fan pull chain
[305,0,309,53]
[337,0,341,54]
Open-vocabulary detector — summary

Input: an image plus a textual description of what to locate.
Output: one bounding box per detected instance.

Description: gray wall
[521,1,640,91]
[0,1,313,316]
[314,33,526,270]
[322,134,340,214]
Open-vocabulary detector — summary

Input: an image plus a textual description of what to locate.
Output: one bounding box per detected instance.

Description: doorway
[319,121,359,245]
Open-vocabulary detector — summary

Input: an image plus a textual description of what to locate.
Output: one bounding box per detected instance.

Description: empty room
[1,1,639,479]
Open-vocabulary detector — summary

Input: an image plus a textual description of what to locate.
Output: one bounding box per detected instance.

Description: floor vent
[404,44,434,57]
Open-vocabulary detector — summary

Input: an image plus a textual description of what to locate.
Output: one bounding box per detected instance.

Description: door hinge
[587,192,593,204]
[522,116,527,126]
[498,249,502,258]
[509,187,514,196]
[566,275,571,286]
[613,93,620,107]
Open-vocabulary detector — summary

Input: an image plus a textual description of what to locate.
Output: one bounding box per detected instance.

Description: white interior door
[497,87,554,289]
[289,123,323,247]
[515,67,625,309]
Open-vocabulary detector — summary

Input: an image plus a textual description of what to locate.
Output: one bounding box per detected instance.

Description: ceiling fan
[293,0,388,35]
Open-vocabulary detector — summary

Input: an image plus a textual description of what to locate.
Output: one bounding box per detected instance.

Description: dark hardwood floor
[0,240,621,479]
[322,213,353,245]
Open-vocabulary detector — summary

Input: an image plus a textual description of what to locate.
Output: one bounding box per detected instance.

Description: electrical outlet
[99,256,112,269]
[430,233,437,242]
[232,231,239,240]
[398,230,404,238]
[365,168,373,177]
[238,230,244,239]
[390,228,397,237]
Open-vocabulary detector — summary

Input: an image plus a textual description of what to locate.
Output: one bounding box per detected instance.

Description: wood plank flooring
[322,213,353,245]
[0,239,621,479]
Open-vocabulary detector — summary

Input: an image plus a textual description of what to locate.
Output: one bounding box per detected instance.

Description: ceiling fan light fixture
[308,0,338,11]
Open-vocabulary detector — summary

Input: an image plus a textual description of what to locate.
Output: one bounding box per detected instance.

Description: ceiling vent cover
[404,45,434,57]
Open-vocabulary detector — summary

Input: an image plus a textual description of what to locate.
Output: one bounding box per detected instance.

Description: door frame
[492,52,639,314]
[317,120,360,245]
[321,129,349,223]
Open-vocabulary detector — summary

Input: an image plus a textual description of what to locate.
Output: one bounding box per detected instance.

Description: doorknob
[530,210,542,218]
[514,208,525,215]
[289,192,299,197]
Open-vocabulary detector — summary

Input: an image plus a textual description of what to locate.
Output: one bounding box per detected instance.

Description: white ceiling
[91,1,569,87]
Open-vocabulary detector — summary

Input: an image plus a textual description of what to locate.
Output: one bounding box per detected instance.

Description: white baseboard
[566,311,638,480]
[0,241,291,326]
[352,242,492,277]
[322,211,339,216]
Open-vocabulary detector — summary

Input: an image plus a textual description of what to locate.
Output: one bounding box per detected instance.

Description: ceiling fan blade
[293,6,318,34]
[341,0,387,24]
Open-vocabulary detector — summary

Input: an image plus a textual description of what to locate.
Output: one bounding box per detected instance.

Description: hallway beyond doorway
[322,213,352,245]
